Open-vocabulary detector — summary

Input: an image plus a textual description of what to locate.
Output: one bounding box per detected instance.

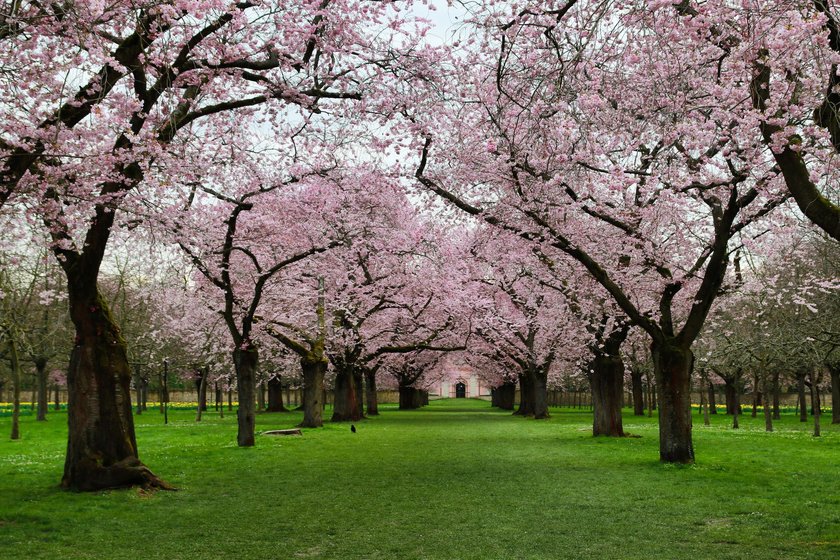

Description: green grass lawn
[0,399,838,560]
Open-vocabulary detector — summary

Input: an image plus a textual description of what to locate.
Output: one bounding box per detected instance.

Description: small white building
[428,366,492,399]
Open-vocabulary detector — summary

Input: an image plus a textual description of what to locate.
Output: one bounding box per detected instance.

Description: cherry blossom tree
[412,0,815,462]
[0,0,431,489]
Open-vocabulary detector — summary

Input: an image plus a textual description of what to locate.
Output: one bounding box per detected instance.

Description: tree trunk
[772,371,781,420]
[299,357,326,428]
[9,336,21,440]
[531,367,549,419]
[751,373,760,418]
[701,379,710,427]
[797,373,808,422]
[707,382,717,414]
[398,385,424,409]
[34,357,48,421]
[630,369,645,416]
[364,368,379,416]
[233,346,258,447]
[195,367,208,422]
[266,376,287,412]
[62,286,170,491]
[724,378,741,415]
[256,381,265,412]
[495,381,516,410]
[332,366,364,421]
[589,353,625,436]
[651,338,694,464]
[831,365,840,425]
[762,377,773,432]
[809,372,821,416]
[53,384,61,411]
[133,366,143,416]
[514,372,536,416]
[196,368,208,412]
[732,389,741,430]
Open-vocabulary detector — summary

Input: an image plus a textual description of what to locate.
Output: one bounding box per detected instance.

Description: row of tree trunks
[398,386,428,410]
[514,367,550,419]
[491,381,516,410]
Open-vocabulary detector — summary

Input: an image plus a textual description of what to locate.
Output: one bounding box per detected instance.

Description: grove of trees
[0,0,837,491]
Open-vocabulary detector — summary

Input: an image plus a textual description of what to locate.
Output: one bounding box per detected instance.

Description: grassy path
[0,399,838,559]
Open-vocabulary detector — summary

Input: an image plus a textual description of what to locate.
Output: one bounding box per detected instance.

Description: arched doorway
[455,382,466,398]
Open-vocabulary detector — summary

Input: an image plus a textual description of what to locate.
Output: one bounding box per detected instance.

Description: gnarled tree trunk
[233,346,258,446]
[299,357,326,428]
[651,338,694,464]
[62,286,170,491]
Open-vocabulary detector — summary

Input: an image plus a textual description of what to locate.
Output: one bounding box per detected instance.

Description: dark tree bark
[233,346,257,446]
[494,381,516,410]
[34,356,48,421]
[398,385,424,409]
[772,371,781,420]
[809,371,821,417]
[364,367,379,416]
[514,372,533,416]
[797,372,808,422]
[195,367,209,421]
[723,376,743,415]
[831,365,840,425]
[651,338,694,463]
[751,373,760,418]
[133,365,143,416]
[266,376,287,412]
[53,384,61,411]
[762,377,773,432]
[707,382,717,414]
[8,335,21,440]
[332,365,363,421]
[589,352,625,436]
[196,367,208,412]
[531,367,549,419]
[256,381,266,412]
[630,369,645,416]
[61,286,170,491]
[299,357,326,428]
